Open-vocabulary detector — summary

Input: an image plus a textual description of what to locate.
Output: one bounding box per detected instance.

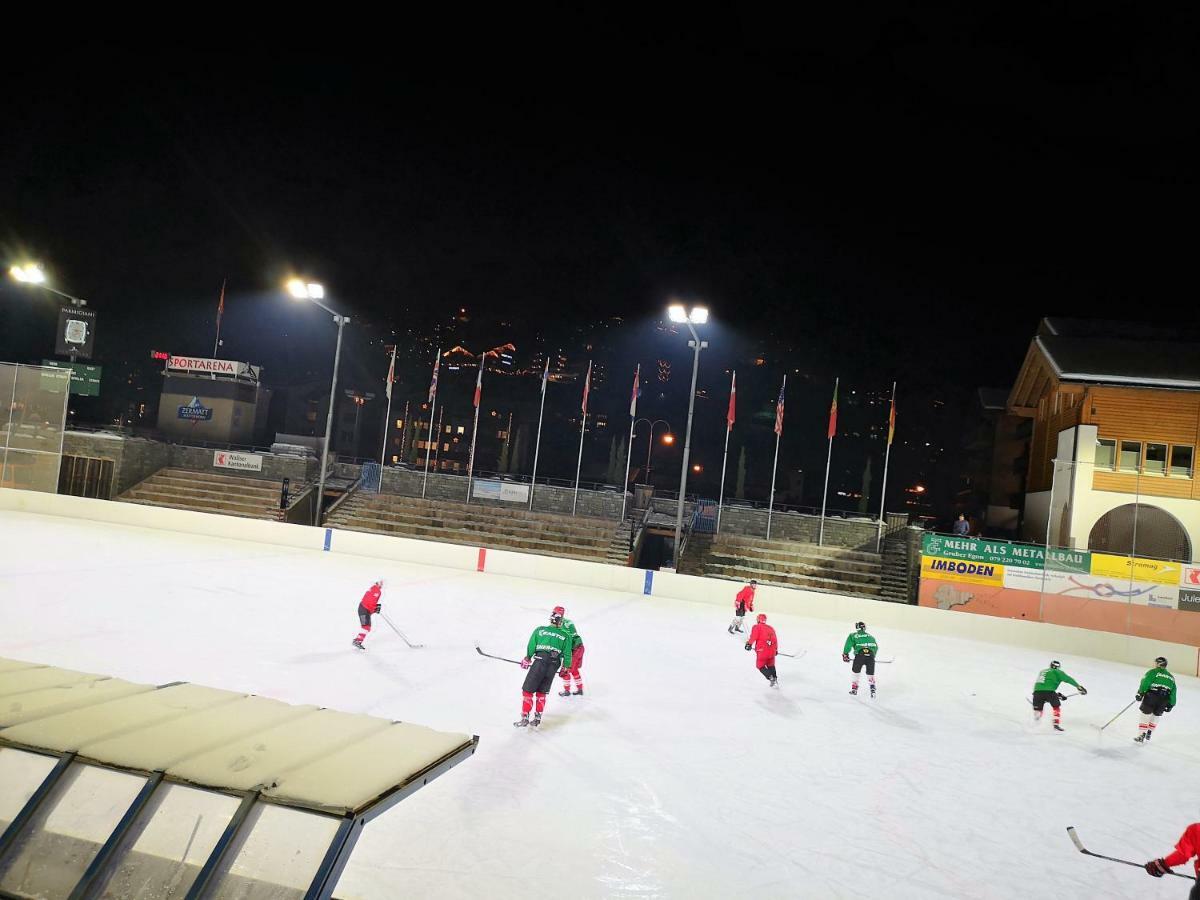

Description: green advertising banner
[921,533,1090,573]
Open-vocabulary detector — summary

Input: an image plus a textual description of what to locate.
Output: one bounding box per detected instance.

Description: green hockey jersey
[1139,667,1177,705]
[527,625,573,669]
[843,631,878,656]
[1033,668,1080,693]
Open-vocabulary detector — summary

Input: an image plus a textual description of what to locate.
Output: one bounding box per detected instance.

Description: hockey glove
[1135,693,1144,701]
[1078,686,1087,695]
[520,658,532,669]
[376,603,382,613]
[1145,859,1169,877]
[1056,693,1066,701]
[559,668,569,678]
[744,643,752,651]
[842,653,850,663]
[1165,705,1173,713]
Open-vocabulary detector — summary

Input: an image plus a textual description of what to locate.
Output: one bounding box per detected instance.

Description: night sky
[2,13,1195,512]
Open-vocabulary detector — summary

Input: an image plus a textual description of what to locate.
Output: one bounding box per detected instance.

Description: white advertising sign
[213,450,263,472]
[471,480,530,503]
[168,356,260,379]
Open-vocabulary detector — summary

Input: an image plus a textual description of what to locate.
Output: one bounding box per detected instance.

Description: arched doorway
[1088,504,1191,561]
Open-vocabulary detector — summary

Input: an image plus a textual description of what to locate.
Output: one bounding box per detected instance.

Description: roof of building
[0,657,476,817]
[1036,333,1200,389]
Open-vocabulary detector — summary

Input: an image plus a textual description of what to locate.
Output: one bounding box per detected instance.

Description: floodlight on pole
[9,263,46,284]
[667,304,688,323]
[666,300,710,570]
[285,277,347,526]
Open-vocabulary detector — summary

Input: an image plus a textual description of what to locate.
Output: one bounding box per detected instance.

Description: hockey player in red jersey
[352,580,384,650]
[728,580,757,633]
[744,613,779,688]
[1144,822,1200,898]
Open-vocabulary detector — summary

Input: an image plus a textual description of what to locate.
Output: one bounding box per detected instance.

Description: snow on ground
[1,510,1197,899]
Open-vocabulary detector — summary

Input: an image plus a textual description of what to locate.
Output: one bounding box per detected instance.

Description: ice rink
[1,509,1198,899]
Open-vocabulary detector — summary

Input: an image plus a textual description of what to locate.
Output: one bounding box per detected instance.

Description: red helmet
[550,606,565,625]
[757,614,767,624]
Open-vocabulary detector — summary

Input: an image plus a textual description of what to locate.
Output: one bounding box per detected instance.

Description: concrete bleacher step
[121,491,275,517]
[117,468,286,521]
[332,504,611,545]
[703,553,882,586]
[330,521,611,561]
[153,468,284,492]
[712,534,882,564]
[328,514,611,556]
[701,564,881,597]
[120,497,273,522]
[345,495,614,536]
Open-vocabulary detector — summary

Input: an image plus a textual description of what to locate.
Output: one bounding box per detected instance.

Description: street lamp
[9,263,88,306]
[633,418,671,483]
[666,302,709,569]
[287,278,348,525]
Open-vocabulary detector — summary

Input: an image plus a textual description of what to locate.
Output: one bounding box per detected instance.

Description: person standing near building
[729,580,757,633]
[1031,660,1087,732]
[744,613,779,688]
[1144,821,1200,897]
[556,605,586,697]
[515,608,574,728]
[351,580,384,650]
[952,514,970,536]
[843,622,879,697]
[1134,656,1177,743]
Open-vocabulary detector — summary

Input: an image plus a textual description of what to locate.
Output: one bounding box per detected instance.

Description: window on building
[1170,445,1194,478]
[1144,442,1167,475]
[1094,439,1116,469]
[1118,440,1141,472]
[457,426,465,434]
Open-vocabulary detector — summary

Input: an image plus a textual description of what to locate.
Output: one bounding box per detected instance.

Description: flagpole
[379,346,397,468]
[875,380,897,552]
[421,348,441,499]
[716,370,734,533]
[466,358,484,503]
[766,374,785,540]
[818,376,839,547]
[398,400,410,461]
[571,360,591,516]
[212,278,226,358]
[529,360,549,511]
[620,363,640,520]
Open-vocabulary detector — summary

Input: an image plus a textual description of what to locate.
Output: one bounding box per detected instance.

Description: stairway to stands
[879,535,912,602]
[118,468,294,520]
[679,532,894,599]
[325,493,620,563]
[604,517,635,565]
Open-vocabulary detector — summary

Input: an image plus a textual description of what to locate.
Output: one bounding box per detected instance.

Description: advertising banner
[921,555,1004,586]
[1090,553,1180,586]
[167,356,261,380]
[178,397,213,421]
[472,480,530,503]
[920,534,1088,572]
[40,360,102,397]
[213,451,263,472]
[1182,566,1200,589]
[55,307,98,360]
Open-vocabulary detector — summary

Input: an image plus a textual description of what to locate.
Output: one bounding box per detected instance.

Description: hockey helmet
[550,606,565,625]
[1049,660,1061,669]
[757,613,767,624]
[749,579,758,586]
[855,621,866,632]
[1155,656,1168,667]
[374,579,385,589]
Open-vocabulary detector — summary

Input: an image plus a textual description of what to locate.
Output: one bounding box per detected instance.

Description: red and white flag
[216,279,226,326]
[774,375,787,436]
[726,371,736,431]
[428,350,441,403]
[581,360,592,415]
[384,345,396,401]
[629,364,640,417]
[473,357,483,408]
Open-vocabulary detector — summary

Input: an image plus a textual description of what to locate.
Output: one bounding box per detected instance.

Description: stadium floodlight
[664,300,710,570]
[285,277,348,525]
[9,263,47,284]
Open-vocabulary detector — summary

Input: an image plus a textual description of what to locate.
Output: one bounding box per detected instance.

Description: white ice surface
[1,510,1197,899]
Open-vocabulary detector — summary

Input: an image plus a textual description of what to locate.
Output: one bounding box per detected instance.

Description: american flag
[774,375,787,436]
[427,350,441,404]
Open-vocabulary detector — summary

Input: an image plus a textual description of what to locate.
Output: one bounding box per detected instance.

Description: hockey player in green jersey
[843,622,879,697]
[1031,661,1087,732]
[554,605,586,697]
[515,608,574,728]
[1134,656,1177,743]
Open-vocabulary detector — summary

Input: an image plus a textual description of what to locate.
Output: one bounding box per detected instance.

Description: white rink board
[2,492,1199,898]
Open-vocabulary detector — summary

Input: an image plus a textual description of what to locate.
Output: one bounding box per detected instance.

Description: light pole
[634,418,672,483]
[288,278,348,526]
[667,303,709,569]
[9,263,90,363]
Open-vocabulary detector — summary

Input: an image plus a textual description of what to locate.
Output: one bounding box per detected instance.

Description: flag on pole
[216,279,226,325]
[827,380,839,439]
[774,377,785,436]
[581,361,592,415]
[428,350,441,403]
[727,371,737,431]
[540,358,550,396]
[629,364,640,417]
[887,395,896,445]
[473,358,483,408]
[384,345,396,401]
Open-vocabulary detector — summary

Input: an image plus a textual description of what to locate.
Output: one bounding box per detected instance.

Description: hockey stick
[776,650,806,659]
[475,643,523,665]
[1066,827,1195,881]
[1028,690,1080,706]
[1098,699,1136,731]
[379,612,424,649]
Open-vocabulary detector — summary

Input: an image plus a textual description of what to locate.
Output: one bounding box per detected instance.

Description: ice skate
[1134,731,1148,743]
[770,677,779,689]
[1053,724,1064,732]
[869,685,876,698]
[531,713,542,728]
[572,687,583,696]
[351,639,364,651]
[849,686,858,695]
[559,688,572,697]
[514,715,530,728]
